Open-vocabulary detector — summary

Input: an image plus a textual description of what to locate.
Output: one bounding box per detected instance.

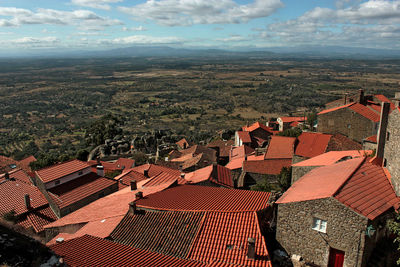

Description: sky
[0,0,400,53]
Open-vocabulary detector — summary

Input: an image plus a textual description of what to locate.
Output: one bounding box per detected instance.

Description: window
[347,124,351,129]
[312,217,327,233]
[387,131,390,141]
[55,180,60,185]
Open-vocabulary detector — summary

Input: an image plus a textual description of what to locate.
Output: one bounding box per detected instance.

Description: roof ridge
[333,157,367,197]
[36,159,86,173]
[135,205,266,213]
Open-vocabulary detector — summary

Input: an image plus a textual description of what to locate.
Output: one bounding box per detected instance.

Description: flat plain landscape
[1,56,400,159]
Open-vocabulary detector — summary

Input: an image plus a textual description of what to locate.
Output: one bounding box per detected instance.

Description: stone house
[34,159,118,218]
[277,116,306,132]
[276,157,398,267]
[237,121,273,148]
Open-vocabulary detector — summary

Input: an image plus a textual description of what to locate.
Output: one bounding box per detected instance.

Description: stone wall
[362,141,376,151]
[318,108,377,143]
[276,197,369,267]
[384,108,400,196]
[291,165,318,184]
[292,155,307,165]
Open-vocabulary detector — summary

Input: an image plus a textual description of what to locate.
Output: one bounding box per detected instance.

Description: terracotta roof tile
[135,185,270,212]
[50,235,205,267]
[110,210,205,259]
[142,171,185,187]
[26,206,57,233]
[127,164,181,177]
[295,132,333,158]
[292,150,373,167]
[374,94,395,110]
[0,179,49,216]
[318,102,354,115]
[114,170,147,190]
[207,140,234,158]
[242,121,271,133]
[189,211,271,266]
[348,103,380,122]
[48,172,117,209]
[243,159,292,175]
[279,117,306,123]
[36,159,90,183]
[44,180,173,229]
[176,138,191,150]
[326,133,363,151]
[185,165,234,188]
[237,131,252,143]
[334,161,399,220]
[229,145,255,160]
[17,156,36,173]
[0,169,32,185]
[0,155,17,173]
[365,135,377,143]
[265,136,296,159]
[277,157,364,204]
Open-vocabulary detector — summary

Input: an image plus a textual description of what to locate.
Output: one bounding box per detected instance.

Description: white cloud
[71,0,123,10]
[118,0,283,26]
[3,36,60,48]
[0,7,123,29]
[265,0,400,49]
[112,35,183,44]
[216,35,248,42]
[122,25,147,31]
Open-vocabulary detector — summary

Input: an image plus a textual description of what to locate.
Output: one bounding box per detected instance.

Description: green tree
[388,213,400,265]
[85,114,123,147]
[277,167,292,192]
[307,111,318,129]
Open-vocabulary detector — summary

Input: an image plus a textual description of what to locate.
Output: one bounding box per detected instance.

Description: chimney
[130,180,137,191]
[247,237,256,260]
[180,173,185,179]
[129,202,137,214]
[96,165,104,177]
[135,191,143,200]
[376,102,390,160]
[4,172,9,180]
[24,194,31,210]
[344,93,348,105]
[55,237,64,244]
[358,89,365,105]
[143,169,149,178]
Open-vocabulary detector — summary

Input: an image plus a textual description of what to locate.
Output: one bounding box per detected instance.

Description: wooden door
[328,247,345,267]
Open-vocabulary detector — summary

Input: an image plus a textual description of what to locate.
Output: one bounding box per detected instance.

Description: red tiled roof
[114,170,147,190]
[277,157,365,204]
[17,156,36,173]
[26,206,57,233]
[44,181,173,229]
[265,136,296,159]
[48,172,117,209]
[36,159,90,183]
[135,185,270,212]
[326,133,363,151]
[88,158,135,172]
[295,132,333,158]
[127,164,181,178]
[237,131,252,143]
[142,171,185,187]
[230,145,255,160]
[292,150,373,167]
[225,157,244,170]
[0,169,32,184]
[0,179,49,216]
[243,159,292,175]
[189,211,271,266]
[111,210,205,259]
[335,160,399,220]
[374,94,395,110]
[289,121,300,127]
[50,235,205,267]
[242,121,271,133]
[176,138,191,150]
[279,117,306,123]
[348,103,380,122]
[207,140,234,158]
[0,155,17,173]
[365,135,377,143]
[185,165,234,188]
[318,102,354,115]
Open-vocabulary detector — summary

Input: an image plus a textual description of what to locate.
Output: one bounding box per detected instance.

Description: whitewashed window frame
[312,217,327,233]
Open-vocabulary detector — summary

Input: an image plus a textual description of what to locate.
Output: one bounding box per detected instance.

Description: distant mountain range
[2,45,400,59]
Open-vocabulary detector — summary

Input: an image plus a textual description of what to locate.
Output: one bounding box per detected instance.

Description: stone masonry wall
[318,108,377,143]
[291,166,318,184]
[277,197,368,267]
[384,108,400,196]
